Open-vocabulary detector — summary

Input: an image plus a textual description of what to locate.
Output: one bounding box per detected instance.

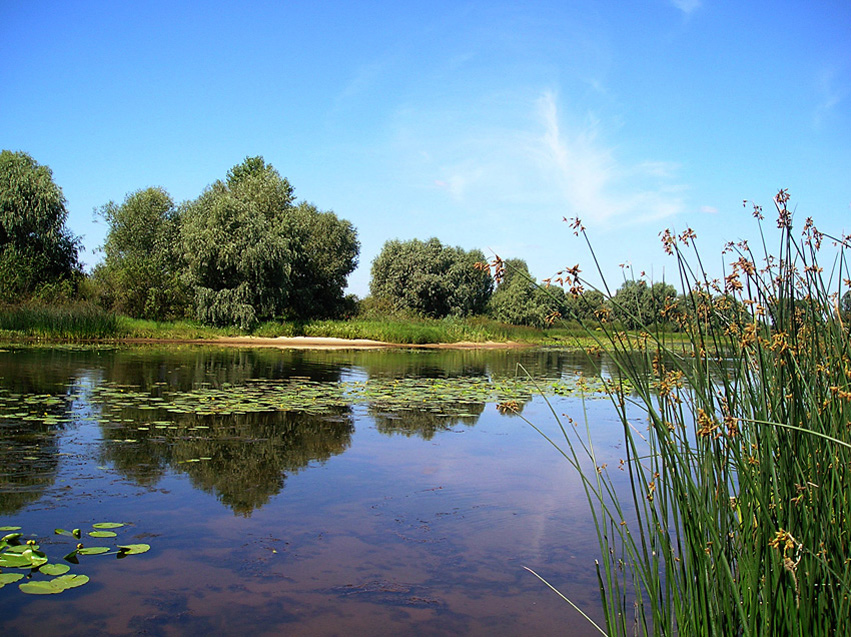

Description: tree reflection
[370,401,484,440]
[99,408,354,516]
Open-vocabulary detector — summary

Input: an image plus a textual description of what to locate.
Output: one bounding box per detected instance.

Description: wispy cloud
[813,66,847,130]
[669,0,701,15]
[534,91,685,226]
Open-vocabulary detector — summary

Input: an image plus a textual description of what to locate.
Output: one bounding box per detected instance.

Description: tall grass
[0,303,121,340]
[526,191,851,635]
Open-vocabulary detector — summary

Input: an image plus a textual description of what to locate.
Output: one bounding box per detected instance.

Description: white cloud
[534,90,685,226]
[813,67,847,130]
[669,0,701,15]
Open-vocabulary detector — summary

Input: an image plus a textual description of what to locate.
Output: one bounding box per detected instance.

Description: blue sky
[2,0,849,296]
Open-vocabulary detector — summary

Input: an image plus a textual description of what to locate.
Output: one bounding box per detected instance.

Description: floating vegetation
[0,522,150,595]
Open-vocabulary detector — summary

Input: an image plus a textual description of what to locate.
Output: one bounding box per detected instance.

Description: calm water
[0,345,633,636]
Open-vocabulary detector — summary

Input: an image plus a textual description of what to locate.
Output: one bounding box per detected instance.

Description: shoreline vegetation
[0,305,601,348]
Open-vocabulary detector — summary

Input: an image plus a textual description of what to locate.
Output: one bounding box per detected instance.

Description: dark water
[0,345,632,636]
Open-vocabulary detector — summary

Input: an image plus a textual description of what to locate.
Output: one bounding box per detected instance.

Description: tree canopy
[487,258,554,327]
[93,187,187,319]
[369,238,493,318]
[0,150,80,301]
[179,156,358,328]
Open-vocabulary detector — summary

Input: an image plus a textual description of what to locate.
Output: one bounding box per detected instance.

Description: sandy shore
[118,336,530,350]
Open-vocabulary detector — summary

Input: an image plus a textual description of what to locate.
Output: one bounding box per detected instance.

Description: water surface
[0,345,631,636]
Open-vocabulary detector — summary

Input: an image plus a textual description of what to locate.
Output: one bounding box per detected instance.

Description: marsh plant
[513,191,851,636]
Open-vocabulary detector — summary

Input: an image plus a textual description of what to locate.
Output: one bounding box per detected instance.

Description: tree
[611,280,677,328]
[369,238,493,318]
[93,187,188,319]
[0,150,80,301]
[179,156,359,328]
[487,259,555,327]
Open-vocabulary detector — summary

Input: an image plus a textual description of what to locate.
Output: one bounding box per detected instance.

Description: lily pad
[117,543,150,555]
[0,526,21,531]
[77,546,110,555]
[92,522,125,529]
[39,563,71,576]
[19,574,89,595]
[88,531,118,538]
[0,572,25,588]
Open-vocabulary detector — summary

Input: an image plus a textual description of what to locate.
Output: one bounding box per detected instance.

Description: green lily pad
[0,526,21,531]
[1,532,22,543]
[0,572,25,588]
[39,563,71,576]
[92,522,125,529]
[0,553,35,568]
[88,531,117,538]
[117,543,150,555]
[19,573,89,595]
[77,546,110,555]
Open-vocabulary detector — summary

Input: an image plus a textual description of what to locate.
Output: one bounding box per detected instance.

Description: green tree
[180,156,358,328]
[611,280,677,328]
[0,150,80,302]
[93,187,188,319]
[369,238,493,318]
[487,259,555,327]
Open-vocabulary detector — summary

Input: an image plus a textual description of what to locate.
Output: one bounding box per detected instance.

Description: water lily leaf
[0,526,21,531]
[92,522,125,529]
[117,543,150,556]
[55,528,76,537]
[63,550,79,564]
[52,573,89,589]
[1,532,22,543]
[18,581,59,595]
[88,531,118,538]
[39,563,71,576]
[0,553,33,568]
[0,572,24,587]
[78,546,110,555]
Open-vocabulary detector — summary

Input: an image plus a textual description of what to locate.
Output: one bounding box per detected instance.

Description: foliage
[369,237,493,318]
[180,157,358,329]
[0,302,120,340]
[487,258,559,327]
[609,279,677,329]
[93,187,189,319]
[528,191,851,636]
[0,150,81,302]
[0,522,149,595]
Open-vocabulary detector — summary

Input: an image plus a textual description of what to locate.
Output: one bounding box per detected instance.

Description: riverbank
[117,335,532,350]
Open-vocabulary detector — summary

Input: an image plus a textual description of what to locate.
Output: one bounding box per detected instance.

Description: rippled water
[0,344,632,636]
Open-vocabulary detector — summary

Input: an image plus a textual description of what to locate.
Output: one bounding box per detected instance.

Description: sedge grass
[524,191,851,636]
[0,303,120,340]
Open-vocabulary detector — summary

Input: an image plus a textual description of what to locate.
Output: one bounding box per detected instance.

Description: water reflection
[0,344,615,517]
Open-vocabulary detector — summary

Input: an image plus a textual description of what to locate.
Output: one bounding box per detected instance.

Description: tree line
[3,149,697,330]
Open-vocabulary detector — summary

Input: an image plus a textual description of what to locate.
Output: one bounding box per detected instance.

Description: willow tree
[0,150,80,301]
[369,238,493,318]
[180,157,358,328]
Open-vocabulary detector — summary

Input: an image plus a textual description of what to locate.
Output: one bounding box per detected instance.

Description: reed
[0,303,120,340]
[522,191,851,636]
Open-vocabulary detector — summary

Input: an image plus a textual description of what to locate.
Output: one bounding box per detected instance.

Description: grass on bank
[0,305,596,346]
[522,192,851,636]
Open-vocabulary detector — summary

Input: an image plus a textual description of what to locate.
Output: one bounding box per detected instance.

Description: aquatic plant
[511,191,851,635]
[0,522,149,595]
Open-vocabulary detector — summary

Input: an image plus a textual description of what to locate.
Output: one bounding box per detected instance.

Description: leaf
[55,528,76,537]
[117,543,150,556]
[0,526,21,531]
[52,573,89,589]
[0,553,33,568]
[39,563,71,576]
[0,572,24,588]
[18,581,59,595]
[19,574,89,595]
[63,550,79,564]
[1,532,22,543]
[88,531,118,538]
[77,546,110,555]
[92,522,125,529]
